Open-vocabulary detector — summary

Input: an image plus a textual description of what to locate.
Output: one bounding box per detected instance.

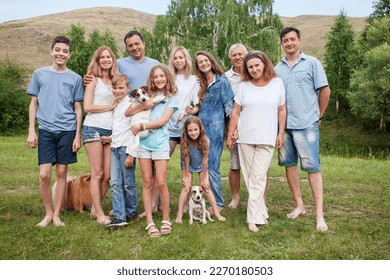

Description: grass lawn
[0,135,389,260]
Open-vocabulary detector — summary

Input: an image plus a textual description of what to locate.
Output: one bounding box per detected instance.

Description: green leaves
[324,10,355,114]
[148,0,282,68]
[0,59,30,134]
[66,24,120,77]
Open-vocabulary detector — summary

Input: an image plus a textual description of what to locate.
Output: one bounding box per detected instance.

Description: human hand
[275,133,284,149]
[226,135,234,150]
[142,100,154,110]
[124,155,134,169]
[72,137,81,152]
[131,124,141,136]
[232,129,239,142]
[100,136,112,144]
[111,99,119,110]
[83,74,94,86]
[27,132,38,148]
[177,111,187,122]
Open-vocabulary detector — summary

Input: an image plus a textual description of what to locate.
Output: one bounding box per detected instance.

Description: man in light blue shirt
[275,27,330,232]
[117,30,159,91]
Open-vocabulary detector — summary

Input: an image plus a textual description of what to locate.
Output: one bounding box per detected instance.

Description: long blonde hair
[168,46,193,78]
[146,64,177,97]
[87,46,119,79]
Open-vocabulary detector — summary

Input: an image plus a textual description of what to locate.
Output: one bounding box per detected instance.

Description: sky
[0,0,374,23]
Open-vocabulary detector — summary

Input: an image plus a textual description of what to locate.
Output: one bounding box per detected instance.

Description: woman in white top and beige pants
[227,51,286,232]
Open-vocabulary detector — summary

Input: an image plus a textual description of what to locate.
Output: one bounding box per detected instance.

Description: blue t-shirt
[117,56,159,91]
[26,66,84,132]
[139,94,178,152]
[275,52,328,129]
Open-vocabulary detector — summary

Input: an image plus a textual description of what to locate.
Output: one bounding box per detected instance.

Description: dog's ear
[199,185,204,193]
[80,173,91,183]
[141,85,148,92]
[130,88,138,98]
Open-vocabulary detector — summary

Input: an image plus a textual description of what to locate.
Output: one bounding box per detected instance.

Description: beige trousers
[238,143,274,224]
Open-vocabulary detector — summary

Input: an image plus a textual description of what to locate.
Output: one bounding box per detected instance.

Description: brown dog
[52,173,92,212]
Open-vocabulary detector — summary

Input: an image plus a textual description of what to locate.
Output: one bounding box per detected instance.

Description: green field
[0,132,389,260]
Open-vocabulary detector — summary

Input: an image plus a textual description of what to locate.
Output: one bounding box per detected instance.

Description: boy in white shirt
[107,74,137,227]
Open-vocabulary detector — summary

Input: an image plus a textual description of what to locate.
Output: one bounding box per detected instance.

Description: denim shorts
[278,122,321,172]
[136,147,170,160]
[229,142,241,170]
[38,129,77,166]
[82,125,112,144]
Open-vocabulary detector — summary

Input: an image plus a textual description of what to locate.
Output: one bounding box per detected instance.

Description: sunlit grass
[0,135,389,260]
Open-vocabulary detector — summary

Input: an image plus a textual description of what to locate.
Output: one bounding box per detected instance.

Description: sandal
[161,220,172,235]
[145,223,161,238]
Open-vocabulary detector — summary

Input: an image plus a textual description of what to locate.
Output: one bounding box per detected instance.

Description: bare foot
[287,208,306,219]
[316,217,328,232]
[36,215,52,227]
[96,215,111,225]
[175,214,183,224]
[53,216,65,227]
[248,223,259,232]
[208,206,224,216]
[90,205,96,218]
[228,199,239,209]
[215,214,226,222]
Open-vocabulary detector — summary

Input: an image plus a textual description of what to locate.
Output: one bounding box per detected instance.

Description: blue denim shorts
[278,122,321,172]
[38,129,77,166]
[82,125,112,144]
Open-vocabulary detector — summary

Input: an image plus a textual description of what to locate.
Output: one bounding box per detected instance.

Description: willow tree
[324,10,355,114]
[148,0,282,68]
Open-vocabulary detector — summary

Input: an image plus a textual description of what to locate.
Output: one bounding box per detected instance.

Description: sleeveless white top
[83,77,115,130]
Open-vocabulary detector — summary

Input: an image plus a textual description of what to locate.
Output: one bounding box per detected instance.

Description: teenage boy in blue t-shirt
[26,36,84,227]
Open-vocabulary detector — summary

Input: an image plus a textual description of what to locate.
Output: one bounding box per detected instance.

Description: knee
[103,174,111,184]
[155,180,167,191]
[142,177,153,190]
[56,170,67,181]
[39,171,51,183]
[91,172,104,182]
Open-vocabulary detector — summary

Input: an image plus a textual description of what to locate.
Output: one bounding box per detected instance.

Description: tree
[347,18,390,131]
[148,0,282,68]
[352,0,390,68]
[368,0,390,23]
[0,59,30,134]
[324,10,355,114]
[66,24,119,76]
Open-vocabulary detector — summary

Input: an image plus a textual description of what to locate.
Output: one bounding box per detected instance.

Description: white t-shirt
[83,78,115,130]
[225,68,242,96]
[111,96,132,148]
[235,77,285,147]
[167,74,199,138]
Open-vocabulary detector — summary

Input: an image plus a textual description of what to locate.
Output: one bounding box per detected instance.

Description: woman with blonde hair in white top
[82,46,119,225]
